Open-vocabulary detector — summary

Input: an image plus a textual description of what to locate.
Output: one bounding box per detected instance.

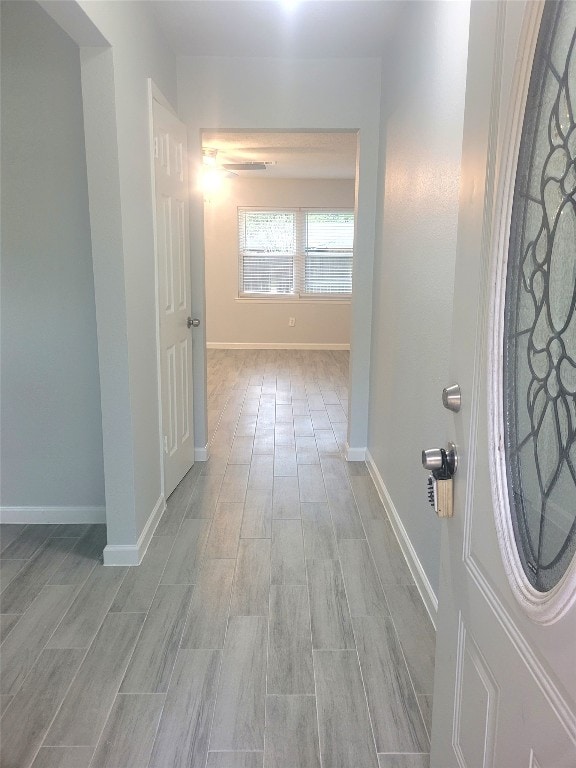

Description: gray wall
[1,0,105,511]
[204,177,354,347]
[369,1,470,596]
[75,0,178,547]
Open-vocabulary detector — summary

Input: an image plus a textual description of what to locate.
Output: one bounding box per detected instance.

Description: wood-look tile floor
[0,349,435,768]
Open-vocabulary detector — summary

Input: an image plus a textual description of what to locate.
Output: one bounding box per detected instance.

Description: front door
[431,2,576,765]
[152,97,195,497]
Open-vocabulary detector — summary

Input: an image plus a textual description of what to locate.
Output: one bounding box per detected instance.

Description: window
[238,208,354,299]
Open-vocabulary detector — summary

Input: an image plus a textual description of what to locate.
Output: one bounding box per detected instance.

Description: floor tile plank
[354,616,429,752]
[207,753,263,768]
[339,539,389,617]
[181,559,236,649]
[109,535,174,613]
[314,649,379,768]
[185,474,224,519]
[89,693,164,768]
[241,489,273,538]
[378,755,430,768]
[267,585,314,695]
[229,539,271,617]
[210,616,267,751]
[45,612,145,746]
[296,436,320,464]
[384,585,436,695]
[30,747,94,768]
[301,503,338,561]
[271,519,306,586]
[0,524,57,560]
[273,445,297,477]
[264,695,321,768]
[248,454,274,491]
[0,558,27,591]
[120,584,193,693]
[298,465,327,503]
[0,538,77,614]
[326,487,365,540]
[47,525,107,586]
[221,464,251,501]
[307,559,355,650]
[363,519,415,586]
[1,585,76,695]
[0,612,20,642]
[0,648,85,768]
[204,502,244,558]
[0,524,28,554]
[350,475,386,523]
[48,564,127,649]
[272,476,301,519]
[50,524,93,538]
[149,649,221,768]
[161,519,211,585]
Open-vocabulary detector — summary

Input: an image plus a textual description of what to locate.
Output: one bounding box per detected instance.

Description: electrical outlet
[288,317,296,327]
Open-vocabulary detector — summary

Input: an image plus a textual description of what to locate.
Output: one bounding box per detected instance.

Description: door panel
[152,98,194,497]
[431,2,576,765]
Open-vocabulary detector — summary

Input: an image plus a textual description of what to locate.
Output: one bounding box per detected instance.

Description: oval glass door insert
[504,0,576,592]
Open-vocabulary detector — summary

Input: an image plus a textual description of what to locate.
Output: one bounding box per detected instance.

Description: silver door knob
[187,317,200,328]
[442,383,461,412]
[422,443,458,476]
[422,448,444,471]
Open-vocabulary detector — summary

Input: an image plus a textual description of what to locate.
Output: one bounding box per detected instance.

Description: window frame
[237,206,354,302]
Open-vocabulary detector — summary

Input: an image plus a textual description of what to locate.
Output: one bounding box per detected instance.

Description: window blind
[304,211,354,295]
[239,210,296,295]
[238,207,354,299]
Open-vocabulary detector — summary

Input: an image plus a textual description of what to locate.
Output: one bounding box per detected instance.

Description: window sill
[235,296,352,305]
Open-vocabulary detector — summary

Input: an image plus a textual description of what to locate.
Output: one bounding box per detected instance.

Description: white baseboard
[0,505,106,524]
[206,342,350,350]
[103,494,166,566]
[345,444,367,461]
[195,444,209,461]
[365,449,438,627]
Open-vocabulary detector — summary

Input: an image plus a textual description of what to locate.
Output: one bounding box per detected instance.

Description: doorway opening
[199,130,358,443]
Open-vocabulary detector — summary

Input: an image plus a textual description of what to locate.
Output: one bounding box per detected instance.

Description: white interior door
[431,2,576,766]
[152,97,194,498]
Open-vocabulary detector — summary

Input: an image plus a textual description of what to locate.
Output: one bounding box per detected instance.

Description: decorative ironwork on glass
[504,0,576,592]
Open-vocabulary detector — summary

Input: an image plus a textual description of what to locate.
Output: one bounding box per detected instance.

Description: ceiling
[202,131,358,179]
[150,2,389,179]
[150,1,401,59]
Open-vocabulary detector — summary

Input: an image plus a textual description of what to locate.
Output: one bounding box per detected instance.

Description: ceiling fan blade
[223,162,268,171]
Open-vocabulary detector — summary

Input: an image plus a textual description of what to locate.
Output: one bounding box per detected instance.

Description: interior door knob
[187,317,200,328]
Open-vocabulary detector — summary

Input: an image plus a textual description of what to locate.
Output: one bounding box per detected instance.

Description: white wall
[204,177,353,347]
[1,0,105,517]
[178,55,382,453]
[369,1,470,598]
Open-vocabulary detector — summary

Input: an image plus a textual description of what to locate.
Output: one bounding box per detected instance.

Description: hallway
[0,350,434,767]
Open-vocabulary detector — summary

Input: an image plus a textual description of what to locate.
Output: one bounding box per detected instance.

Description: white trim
[206,342,350,350]
[0,506,106,524]
[235,298,351,305]
[103,494,166,566]
[366,449,438,626]
[345,444,366,461]
[195,444,209,461]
